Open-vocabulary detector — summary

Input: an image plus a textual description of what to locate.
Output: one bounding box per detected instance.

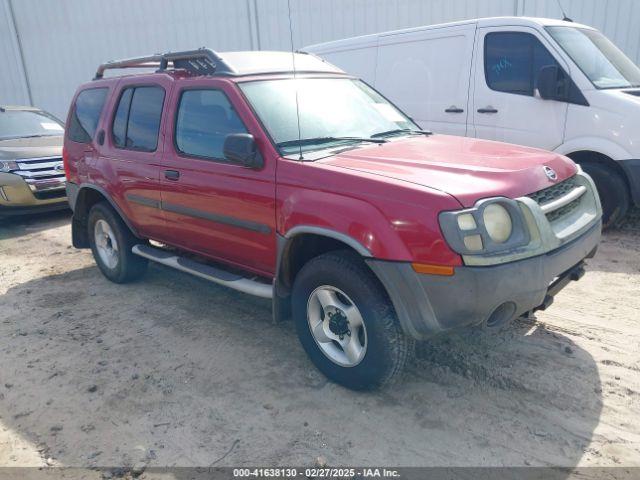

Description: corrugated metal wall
[2,0,639,118]
[0,0,31,107]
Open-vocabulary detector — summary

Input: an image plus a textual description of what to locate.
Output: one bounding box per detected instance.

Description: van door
[471,26,569,149]
[374,24,476,136]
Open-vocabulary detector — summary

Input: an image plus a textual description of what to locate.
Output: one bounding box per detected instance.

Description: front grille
[13,156,66,193]
[527,175,583,223]
[545,198,581,222]
[528,176,578,205]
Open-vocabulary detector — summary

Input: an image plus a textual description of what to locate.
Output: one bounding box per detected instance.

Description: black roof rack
[94,48,234,80]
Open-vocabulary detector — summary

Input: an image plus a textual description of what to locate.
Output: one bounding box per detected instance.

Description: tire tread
[293,250,414,389]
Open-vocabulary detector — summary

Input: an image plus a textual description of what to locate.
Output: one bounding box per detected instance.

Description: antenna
[287,0,304,161]
[556,0,573,22]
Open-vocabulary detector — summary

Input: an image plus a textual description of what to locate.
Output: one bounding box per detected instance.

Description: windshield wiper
[277,136,387,148]
[371,128,432,138]
[15,134,51,139]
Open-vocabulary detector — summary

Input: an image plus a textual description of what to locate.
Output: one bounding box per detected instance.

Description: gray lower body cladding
[367,220,602,340]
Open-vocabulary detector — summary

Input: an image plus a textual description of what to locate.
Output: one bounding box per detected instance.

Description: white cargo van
[304,17,640,226]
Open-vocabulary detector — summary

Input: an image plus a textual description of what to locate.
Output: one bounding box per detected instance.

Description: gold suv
[0,105,67,216]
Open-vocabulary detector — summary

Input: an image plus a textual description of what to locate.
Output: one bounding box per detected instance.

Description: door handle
[445,106,464,113]
[477,106,498,114]
[164,169,180,181]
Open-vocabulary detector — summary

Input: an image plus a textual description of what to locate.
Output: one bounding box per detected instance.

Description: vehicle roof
[218,51,344,75]
[93,50,344,82]
[477,16,594,29]
[304,16,594,52]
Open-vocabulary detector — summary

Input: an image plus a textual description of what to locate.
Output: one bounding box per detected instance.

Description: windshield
[0,110,64,141]
[239,78,419,156]
[547,26,640,89]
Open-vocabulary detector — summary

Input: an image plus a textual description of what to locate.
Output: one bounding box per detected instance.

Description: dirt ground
[0,209,639,471]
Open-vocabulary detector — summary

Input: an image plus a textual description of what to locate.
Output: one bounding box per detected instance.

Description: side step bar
[132,244,273,299]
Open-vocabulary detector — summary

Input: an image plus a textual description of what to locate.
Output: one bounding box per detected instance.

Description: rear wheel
[581,162,630,228]
[88,202,147,283]
[292,251,414,390]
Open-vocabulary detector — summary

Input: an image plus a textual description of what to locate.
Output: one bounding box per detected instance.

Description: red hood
[320,134,577,207]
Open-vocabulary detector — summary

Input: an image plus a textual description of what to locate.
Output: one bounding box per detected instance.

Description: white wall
[2,0,640,118]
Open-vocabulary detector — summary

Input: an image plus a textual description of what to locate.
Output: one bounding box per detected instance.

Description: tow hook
[534,263,586,312]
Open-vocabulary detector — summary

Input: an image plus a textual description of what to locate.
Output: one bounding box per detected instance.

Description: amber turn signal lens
[411,263,455,276]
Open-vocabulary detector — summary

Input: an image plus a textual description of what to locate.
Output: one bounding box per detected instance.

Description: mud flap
[272,290,292,324]
[72,215,90,248]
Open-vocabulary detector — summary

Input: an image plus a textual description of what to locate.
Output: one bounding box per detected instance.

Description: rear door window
[68,88,108,143]
[484,32,562,96]
[175,89,247,160]
[112,86,165,151]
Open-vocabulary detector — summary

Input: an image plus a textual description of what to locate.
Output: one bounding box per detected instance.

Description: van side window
[484,32,561,96]
[175,89,247,160]
[68,88,108,143]
[112,86,165,152]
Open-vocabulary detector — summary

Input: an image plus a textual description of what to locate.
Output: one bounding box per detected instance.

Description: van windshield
[0,110,64,141]
[239,78,420,156]
[546,26,640,89]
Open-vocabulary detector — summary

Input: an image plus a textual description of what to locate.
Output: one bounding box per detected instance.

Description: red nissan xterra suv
[64,49,602,390]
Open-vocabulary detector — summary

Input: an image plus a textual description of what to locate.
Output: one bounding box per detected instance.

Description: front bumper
[367,220,601,340]
[0,172,67,215]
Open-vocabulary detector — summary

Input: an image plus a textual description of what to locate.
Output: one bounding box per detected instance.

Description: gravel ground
[0,209,639,472]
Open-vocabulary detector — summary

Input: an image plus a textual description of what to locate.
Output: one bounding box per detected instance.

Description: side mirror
[223,133,263,169]
[536,65,567,101]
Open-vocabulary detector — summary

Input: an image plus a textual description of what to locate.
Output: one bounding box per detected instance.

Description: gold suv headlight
[0,160,19,173]
[439,198,529,256]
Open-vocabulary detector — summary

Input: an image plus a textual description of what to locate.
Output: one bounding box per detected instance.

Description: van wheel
[581,162,630,228]
[292,251,414,390]
[88,202,147,283]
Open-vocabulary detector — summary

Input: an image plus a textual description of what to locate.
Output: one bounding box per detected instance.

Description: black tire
[581,162,630,228]
[88,202,147,283]
[292,250,414,390]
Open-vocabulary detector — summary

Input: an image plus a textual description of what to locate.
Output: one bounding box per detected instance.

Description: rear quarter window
[68,88,108,143]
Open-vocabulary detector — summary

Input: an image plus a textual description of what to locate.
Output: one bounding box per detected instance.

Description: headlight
[0,160,19,172]
[439,198,529,256]
[483,204,512,243]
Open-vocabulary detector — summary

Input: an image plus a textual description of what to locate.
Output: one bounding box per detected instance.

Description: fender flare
[274,225,372,292]
[283,225,372,257]
[74,183,141,238]
[272,225,373,323]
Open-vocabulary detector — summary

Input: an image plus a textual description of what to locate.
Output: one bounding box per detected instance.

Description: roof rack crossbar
[94,48,234,80]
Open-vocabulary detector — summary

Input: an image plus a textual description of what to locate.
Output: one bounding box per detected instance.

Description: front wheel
[292,251,414,390]
[581,162,630,228]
